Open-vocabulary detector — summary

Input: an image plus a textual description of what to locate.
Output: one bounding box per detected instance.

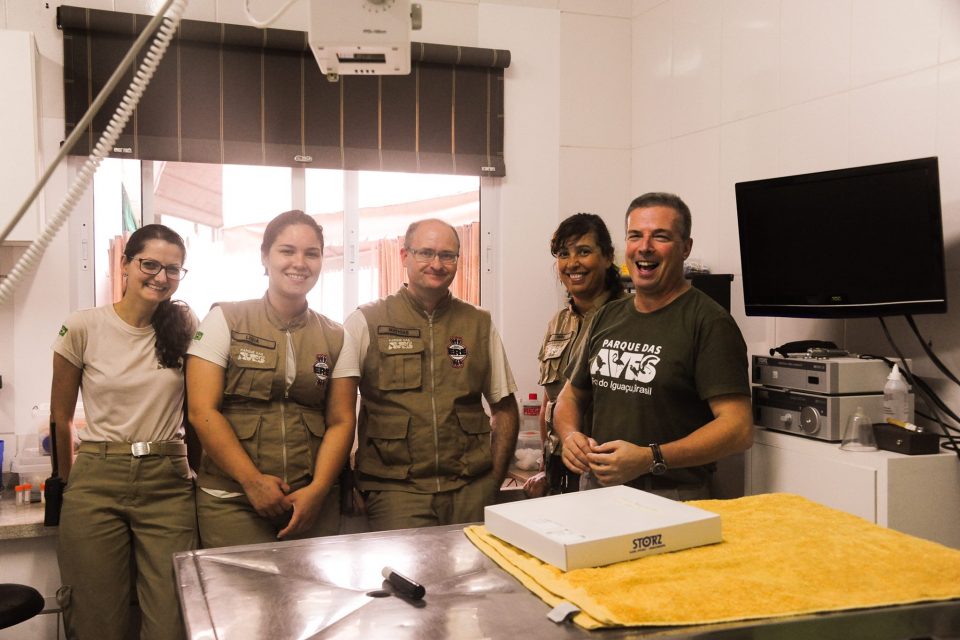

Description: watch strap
[648,443,667,475]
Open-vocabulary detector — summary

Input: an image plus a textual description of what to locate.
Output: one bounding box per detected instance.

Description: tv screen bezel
[735,157,947,319]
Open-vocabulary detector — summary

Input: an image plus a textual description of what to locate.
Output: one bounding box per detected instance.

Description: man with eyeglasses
[334,218,519,531]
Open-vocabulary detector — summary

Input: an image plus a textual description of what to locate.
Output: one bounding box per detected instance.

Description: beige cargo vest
[198,297,344,493]
[356,287,492,494]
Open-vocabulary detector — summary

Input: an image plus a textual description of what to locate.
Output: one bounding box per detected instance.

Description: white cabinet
[0,29,41,243]
[745,428,960,549]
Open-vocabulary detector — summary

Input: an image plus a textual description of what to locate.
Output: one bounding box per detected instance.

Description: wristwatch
[648,443,667,476]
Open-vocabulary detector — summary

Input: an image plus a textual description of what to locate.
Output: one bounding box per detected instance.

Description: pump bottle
[883,364,909,423]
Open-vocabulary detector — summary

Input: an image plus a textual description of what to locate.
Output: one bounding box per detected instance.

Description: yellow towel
[464,493,960,629]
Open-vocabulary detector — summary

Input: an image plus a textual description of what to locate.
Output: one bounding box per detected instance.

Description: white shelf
[745,428,960,549]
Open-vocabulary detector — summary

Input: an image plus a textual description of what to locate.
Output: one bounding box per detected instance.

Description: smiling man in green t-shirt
[552,193,753,500]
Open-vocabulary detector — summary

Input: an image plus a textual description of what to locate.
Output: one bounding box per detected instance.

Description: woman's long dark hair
[550,212,624,300]
[124,224,194,369]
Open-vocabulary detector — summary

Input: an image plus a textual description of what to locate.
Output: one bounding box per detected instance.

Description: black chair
[0,583,45,629]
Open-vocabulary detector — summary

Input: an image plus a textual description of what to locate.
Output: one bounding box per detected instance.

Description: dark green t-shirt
[568,287,750,481]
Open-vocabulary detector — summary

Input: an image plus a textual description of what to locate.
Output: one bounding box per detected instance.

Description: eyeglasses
[553,246,598,260]
[406,247,459,265]
[137,258,188,280]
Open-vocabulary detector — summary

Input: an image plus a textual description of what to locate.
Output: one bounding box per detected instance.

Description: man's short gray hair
[404,218,461,251]
[625,192,692,241]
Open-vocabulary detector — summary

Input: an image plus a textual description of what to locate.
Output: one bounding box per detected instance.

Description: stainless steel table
[174,524,960,639]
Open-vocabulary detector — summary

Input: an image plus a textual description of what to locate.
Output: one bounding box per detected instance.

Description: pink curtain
[109,234,129,303]
[376,222,480,305]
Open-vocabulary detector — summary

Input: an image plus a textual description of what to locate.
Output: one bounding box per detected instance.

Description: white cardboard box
[484,485,721,571]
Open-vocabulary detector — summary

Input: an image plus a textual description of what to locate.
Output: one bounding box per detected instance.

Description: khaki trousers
[196,485,340,549]
[57,452,197,640]
[364,474,498,531]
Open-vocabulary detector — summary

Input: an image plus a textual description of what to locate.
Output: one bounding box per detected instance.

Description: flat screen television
[735,157,947,318]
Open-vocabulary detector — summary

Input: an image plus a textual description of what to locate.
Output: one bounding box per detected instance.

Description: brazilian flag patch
[58,325,68,337]
[193,331,204,341]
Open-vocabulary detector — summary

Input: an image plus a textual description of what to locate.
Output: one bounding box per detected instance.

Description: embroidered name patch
[377,325,421,338]
[387,337,414,350]
[543,341,567,359]
[236,348,267,364]
[230,332,277,349]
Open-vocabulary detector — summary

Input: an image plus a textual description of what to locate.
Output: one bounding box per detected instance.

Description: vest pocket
[229,412,263,468]
[538,333,573,386]
[358,414,412,480]
[227,332,279,400]
[301,409,327,470]
[376,336,423,391]
[457,406,493,477]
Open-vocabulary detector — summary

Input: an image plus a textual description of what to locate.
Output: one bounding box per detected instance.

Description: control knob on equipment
[799,406,821,435]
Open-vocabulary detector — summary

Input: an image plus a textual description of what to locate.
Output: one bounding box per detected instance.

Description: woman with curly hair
[51,223,198,640]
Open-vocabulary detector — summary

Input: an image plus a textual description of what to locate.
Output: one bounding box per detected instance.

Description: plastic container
[33,403,52,455]
[883,364,909,423]
[840,406,877,452]
[521,392,541,432]
[11,456,49,503]
[513,430,543,471]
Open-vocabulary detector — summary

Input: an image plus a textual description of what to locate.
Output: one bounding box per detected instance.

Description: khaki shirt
[355,287,498,494]
[196,296,344,493]
[538,289,629,442]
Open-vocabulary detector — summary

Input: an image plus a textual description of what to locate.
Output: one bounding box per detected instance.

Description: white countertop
[0,498,57,540]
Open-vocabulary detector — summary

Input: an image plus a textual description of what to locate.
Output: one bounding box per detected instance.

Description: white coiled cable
[0,0,189,306]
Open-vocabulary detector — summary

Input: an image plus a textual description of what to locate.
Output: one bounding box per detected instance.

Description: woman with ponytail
[50,223,197,640]
[525,213,628,498]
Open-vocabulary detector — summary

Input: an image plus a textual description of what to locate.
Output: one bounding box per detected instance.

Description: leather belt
[78,440,187,457]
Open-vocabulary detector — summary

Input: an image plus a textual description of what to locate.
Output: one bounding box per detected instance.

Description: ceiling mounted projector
[309,0,422,81]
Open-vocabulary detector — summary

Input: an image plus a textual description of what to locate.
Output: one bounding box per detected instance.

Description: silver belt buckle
[131,442,151,457]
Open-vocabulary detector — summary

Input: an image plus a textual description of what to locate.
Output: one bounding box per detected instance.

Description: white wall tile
[778,93,849,177]
[115,0,216,21]
[632,138,673,196]
[417,0,480,46]
[719,111,780,274]
[671,0,721,29]
[632,1,672,146]
[780,0,851,106]
[670,128,720,270]
[721,0,780,122]
[559,146,632,249]
[482,0,559,9]
[728,277,773,358]
[216,0,300,28]
[943,0,960,64]
[850,0,941,87]
[670,2,722,136]
[848,68,938,167]
[560,12,632,148]
[560,0,632,18]
[937,59,960,270]
[479,3,563,396]
[633,0,668,17]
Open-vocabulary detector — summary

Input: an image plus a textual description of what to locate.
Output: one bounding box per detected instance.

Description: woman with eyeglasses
[524,213,628,498]
[51,224,197,640]
[186,210,355,547]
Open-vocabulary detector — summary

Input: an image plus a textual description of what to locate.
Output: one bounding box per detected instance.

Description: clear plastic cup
[840,406,878,452]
